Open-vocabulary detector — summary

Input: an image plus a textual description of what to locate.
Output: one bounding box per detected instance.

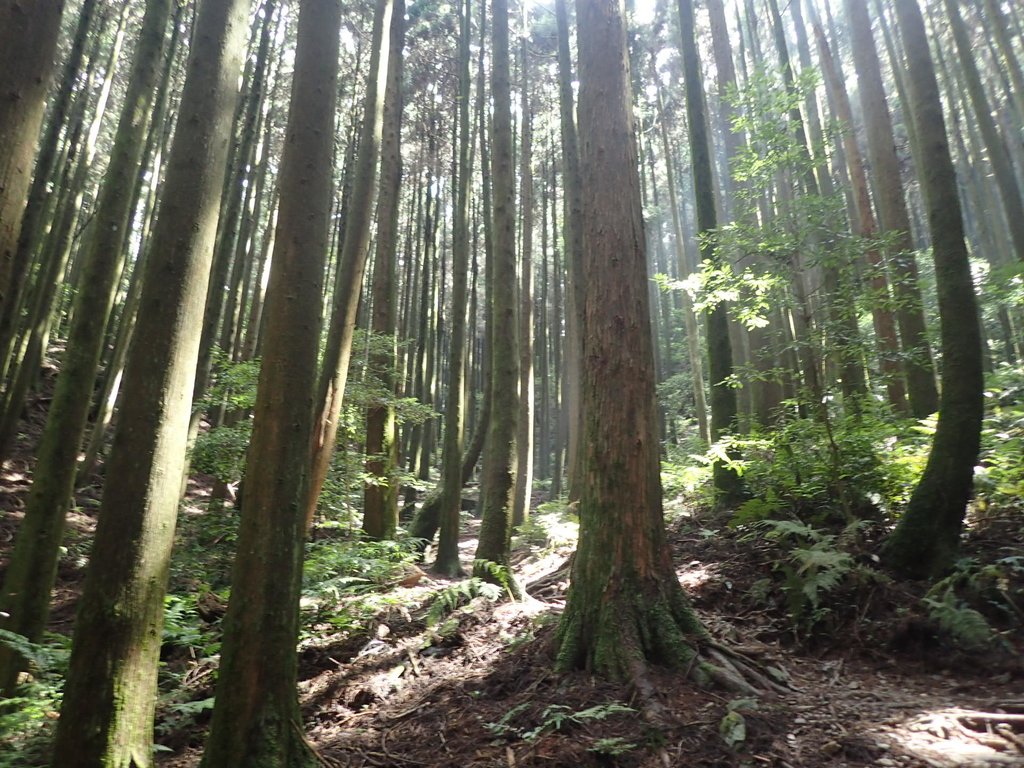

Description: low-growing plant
[426,578,504,626]
[744,519,885,635]
[486,701,635,741]
[0,631,70,768]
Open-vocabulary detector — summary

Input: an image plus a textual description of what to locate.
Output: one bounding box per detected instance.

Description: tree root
[700,640,792,696]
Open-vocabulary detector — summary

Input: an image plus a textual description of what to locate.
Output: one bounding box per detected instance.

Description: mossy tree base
[555,560,775,695]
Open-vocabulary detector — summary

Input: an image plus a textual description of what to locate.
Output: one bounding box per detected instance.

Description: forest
[0,0,1022,765]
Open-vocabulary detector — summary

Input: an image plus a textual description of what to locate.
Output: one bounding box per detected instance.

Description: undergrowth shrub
[301,535,422,633]
[0,631,69,767]
[742,520,887,637]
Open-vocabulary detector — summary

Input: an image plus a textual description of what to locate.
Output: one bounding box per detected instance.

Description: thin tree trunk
[306,0,395,527]
[474,0,519,575]
[363,0,406,543]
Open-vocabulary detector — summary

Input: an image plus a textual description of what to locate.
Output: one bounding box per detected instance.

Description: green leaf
[719,710,747,748]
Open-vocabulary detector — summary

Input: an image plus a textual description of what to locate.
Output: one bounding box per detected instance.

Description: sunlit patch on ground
[883,705,1024,767]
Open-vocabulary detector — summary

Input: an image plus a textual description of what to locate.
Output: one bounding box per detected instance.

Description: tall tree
[201,0,340,761]
[0,0,173,693]
[435,0,471,576]
[473,0,520,576]
[0,0,66,312]
[513,12,535,527]
[554,0,585,501]
[556,0,711,680]
[306,0,395,527]
[50,0,251,762]
[882,0,984,579]
[0,0,96,378]
[364,0,407,543]
[676,0,744,503]
[812,12,907,413]
[942,0,1024,263]
[845,0,939,417]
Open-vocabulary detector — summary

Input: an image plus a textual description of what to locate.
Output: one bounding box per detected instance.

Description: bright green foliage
[720,409,929,526]
[192,333,435,523]
[512,500,579,551]
[975,365,1024,511]
[304,536,421,593]
[198,350,261,412]
[191,421,252,484]
[426,578,503,626]
[922,589,997,651]
[922,555,1024,649]
[588,737,638,757]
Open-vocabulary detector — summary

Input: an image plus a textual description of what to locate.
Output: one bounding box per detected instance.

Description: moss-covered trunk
[0,0,172,694]
[49,0,250,762]
[200,0,340,765]
[436,0,470,576]
[363,0,405,543]
[306,0,395,528]
[474,0,519,572]
[0,0,65,311]
[556,0,705,679]
[882,0,984,580]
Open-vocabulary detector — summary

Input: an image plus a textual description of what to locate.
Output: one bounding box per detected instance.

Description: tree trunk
[0,0,172,694]
[305,0,395,527]
[473,0,519,574]
[677,0,744,503]
[49,0,250,762]
[512,20,534,528]
[363,1,405,543]
[554,0,585,503]
[200,1,338,763]
[845,0,939,417]
[882,0,984,580]
[0,0,66,313]
[556,0,708,680]
[435,0,470,576]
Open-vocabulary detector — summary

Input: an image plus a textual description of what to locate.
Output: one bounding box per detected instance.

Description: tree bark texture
[474,0,519,571]
[882,0,984,580]
[556,0,707,680]
[49,0,250,763]
[0,0,173,694]
[0,0,66,314]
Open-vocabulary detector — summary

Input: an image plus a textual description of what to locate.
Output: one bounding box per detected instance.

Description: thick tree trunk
[0,0,66,313]
[0,0,172,694]
[49,0,250,762]
[882,0,984,580]
[200,1,339,763]
[557,0,707,680]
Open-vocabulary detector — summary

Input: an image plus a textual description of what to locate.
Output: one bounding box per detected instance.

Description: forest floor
[1,379,1023,767]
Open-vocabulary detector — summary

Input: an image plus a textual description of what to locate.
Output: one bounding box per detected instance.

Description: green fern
[923,589,997,650]
[427,578,503,626]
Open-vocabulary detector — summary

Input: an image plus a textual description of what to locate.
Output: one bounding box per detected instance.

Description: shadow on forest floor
[1,373,1022,767]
